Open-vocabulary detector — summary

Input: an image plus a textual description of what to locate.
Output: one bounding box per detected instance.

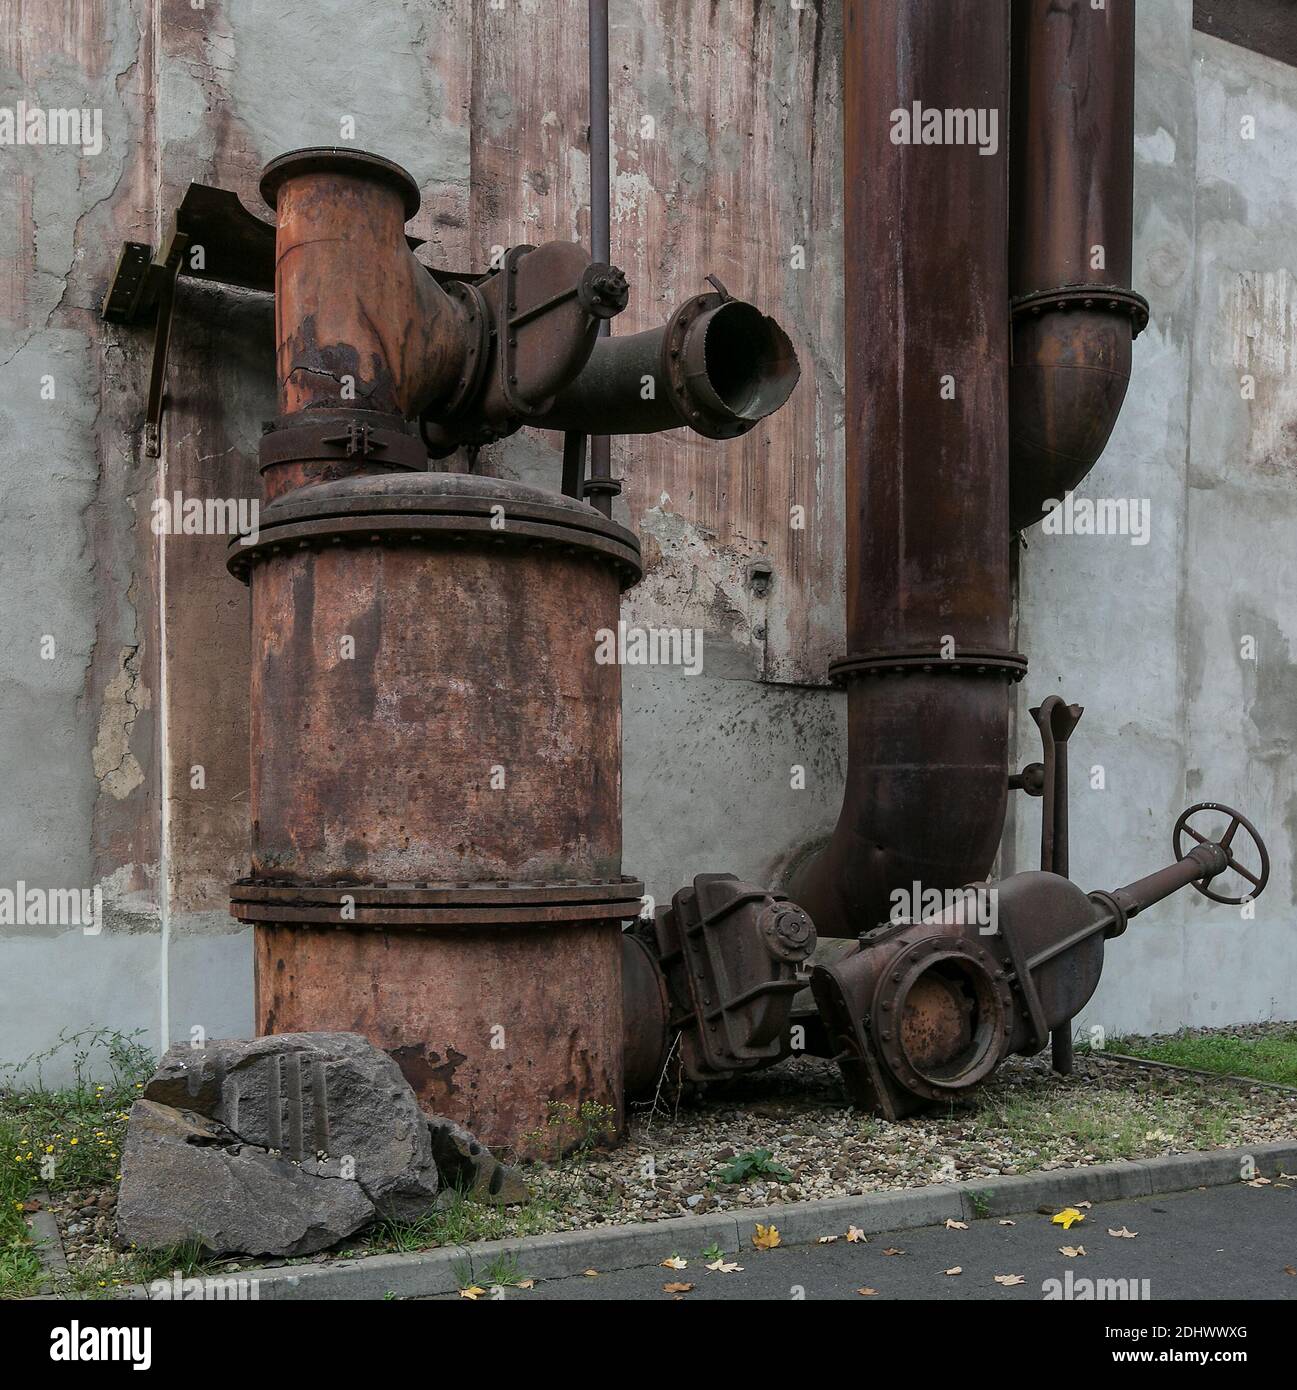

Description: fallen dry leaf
[517,1279,535,1290]
[856,1287,878,1297]
[1247,1177,1273,1188]
[1052,1208,1085,1230]
[998,1219,1016,1227]
[1075,1201,1093,1210]
[1108,1227,1138,1239]
[882,1247,906,1256]
[660,1256,687,1270]
[1058,1246,1087,1258]
[1284,1266,1296,1277]
[817,1235,839,1245]
[583,1268,600,1277]
[994,1274,1026,1287]
[944,1266,962,1276]
[945,1219,969,1231]
[459,1285,487,1300]
[752,1223,781,1251]
[663,1282,694,1294]
[705,1259,743,1274]
[847,1226,867,1244]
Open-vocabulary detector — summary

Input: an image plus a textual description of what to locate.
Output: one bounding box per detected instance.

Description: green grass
[0,1028,154,1299]
[1109,1028,1297,1087]
[972,1086,1247,1161]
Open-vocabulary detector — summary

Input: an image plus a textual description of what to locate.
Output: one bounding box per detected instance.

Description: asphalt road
[458,1181,1297,1301]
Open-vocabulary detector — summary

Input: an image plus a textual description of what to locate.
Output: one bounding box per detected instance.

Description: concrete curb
[111,1140,1297,1301]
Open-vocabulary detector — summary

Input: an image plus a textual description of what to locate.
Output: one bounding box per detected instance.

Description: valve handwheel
[1173,802,1270,905]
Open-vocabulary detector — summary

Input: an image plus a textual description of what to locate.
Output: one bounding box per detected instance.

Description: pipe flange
[662,291,750,441]
[1011,284,1150,340]
[436,278,492,421]
[227,471,643,589]
[231,876,647,929]
[259,147,421,219]
[869,937,1012,1101]
[760,901,816,963]
[829,648,1028,684]
[258,413,428,474]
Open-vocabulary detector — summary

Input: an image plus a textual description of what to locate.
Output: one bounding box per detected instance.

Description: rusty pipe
[1008,0,1148,532]
[789,0,1019,938]
[261,148,471,421]
[585,0,615,514]
[532,291,799,439]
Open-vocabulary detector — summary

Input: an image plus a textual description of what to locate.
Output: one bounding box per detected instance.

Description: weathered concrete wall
[1,0,1293,1083]
[1008,5,1297,1037]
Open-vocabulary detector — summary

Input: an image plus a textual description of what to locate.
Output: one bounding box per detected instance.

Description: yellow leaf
[856,1287,878,1297]
[846,1225,866,1244]
[945,1219,968,1230]
[752,1223,781,1250]
[663,1281,694,1294]
[660,1256,688,1270]
[994,1274,1025,1286]
[1052,1208,1085,1230]
[459,1285,486,1300]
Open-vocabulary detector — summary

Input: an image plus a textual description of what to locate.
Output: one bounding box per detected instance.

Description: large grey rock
[144,1033,439,1220]
[427,1115,530,1206]
[116,1100,375,1258]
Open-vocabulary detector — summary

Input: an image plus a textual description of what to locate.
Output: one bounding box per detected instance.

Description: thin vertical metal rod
[585,0,615,517]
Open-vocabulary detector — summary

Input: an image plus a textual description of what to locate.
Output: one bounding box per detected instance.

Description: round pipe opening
[897,956,1005,1088]
[687,301,799,423]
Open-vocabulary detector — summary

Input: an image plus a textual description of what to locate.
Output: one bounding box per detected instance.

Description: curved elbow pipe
[789,674,1014,938]
[1008,0,1148,532]
[531,290,799,439]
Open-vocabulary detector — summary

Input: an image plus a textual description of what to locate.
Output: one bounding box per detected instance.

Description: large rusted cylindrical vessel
[231,148,644,1158]
[1008,0,1148,531]
[230,474,643,1156]
[790,0,1022,938]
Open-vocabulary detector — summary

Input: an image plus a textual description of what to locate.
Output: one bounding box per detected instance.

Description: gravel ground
[41,1039,1297,1283]
[526,1050,1297,1228]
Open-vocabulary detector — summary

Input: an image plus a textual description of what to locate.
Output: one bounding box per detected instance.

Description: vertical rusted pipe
[584,0,616,517]
[261,149,468,422]
[1008,0,1146,531]
[789,0,1020,938]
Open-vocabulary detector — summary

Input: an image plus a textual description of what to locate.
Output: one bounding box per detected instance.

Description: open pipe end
[681,299,801,435]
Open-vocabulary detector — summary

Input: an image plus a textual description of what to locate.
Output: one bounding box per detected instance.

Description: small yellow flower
[69,1138,78,1146]
[45,1145,53,1154]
